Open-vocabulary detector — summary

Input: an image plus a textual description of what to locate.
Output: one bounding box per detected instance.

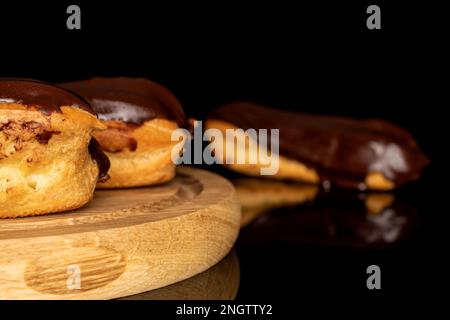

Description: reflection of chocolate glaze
[0,79,94,115]
[60,77,186,127]
[88,138,111,181]
[239,189,417,247]
[209,102,429,189]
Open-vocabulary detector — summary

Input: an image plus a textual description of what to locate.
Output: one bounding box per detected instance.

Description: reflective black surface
[230,167,435,300]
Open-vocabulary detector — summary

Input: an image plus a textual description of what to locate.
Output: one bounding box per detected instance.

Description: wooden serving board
[120,250,240,300]
[0,167,241,300]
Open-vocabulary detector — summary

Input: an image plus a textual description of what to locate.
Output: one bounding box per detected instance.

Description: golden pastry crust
[0,104,106,218]
[95,118,179,188]
[205,119,395,191]
[365,172,395,191]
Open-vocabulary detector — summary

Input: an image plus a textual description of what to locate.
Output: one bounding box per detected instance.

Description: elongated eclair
[0,79,110,218]
[61,77,186,188]
[206,102,429,190]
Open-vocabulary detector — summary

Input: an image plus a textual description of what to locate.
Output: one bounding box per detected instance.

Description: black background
[0,0,441,308]
[0,1,436,158]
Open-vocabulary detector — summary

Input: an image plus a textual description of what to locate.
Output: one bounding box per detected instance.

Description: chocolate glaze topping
[0,78,109,180]
[0,78,94,115]
[88,138,111,181]
[209,102,429,189]
[60,77,186,127]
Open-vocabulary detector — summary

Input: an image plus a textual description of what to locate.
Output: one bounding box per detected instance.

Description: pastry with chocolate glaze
[61,77,186,188]
[0,79,110,218]
[206,102,429,190]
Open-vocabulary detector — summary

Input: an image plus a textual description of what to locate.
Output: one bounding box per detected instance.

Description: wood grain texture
[120,250,240,300]
[0,167,241,300]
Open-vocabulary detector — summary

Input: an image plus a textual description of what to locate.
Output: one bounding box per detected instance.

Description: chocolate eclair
[61,77,186,188]
[0,79,110,218]
[206,102,429,190]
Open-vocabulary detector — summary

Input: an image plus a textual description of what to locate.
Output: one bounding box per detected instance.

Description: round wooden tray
[0,167,241,299]
[120,250,240,300]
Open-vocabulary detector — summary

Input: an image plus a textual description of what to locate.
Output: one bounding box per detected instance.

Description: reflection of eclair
[234,178,318,226]
[61,77,186,188]
[206,102,429,191]
[239,190,417,246]
[0,79,110,218]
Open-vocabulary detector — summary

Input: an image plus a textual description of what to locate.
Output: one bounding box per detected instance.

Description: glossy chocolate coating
[88,138,111,181]
[0,78,109,179]
[60,77,186,127]
[209,102,429,189]
[0,78,94,115]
